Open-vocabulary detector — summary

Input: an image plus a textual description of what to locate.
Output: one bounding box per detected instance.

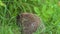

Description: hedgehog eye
[31,23,35,27]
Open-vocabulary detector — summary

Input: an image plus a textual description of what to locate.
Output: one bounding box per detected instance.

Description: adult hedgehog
[16,13,45,34]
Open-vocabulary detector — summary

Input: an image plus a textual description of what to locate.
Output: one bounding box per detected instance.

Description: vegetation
[0,0,60,34]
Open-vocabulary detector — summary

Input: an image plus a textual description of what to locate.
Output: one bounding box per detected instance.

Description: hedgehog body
[17,13,44,34]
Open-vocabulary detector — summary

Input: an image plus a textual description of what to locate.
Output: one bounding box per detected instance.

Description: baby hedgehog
[16,13,43,34]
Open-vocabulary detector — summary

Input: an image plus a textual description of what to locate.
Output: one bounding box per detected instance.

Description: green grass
[0,0,60,34]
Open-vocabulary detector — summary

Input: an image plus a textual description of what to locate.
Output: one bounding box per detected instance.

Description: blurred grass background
[0,0,60,34]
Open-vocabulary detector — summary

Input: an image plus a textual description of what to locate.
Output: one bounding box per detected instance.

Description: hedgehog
[16,13,45,34]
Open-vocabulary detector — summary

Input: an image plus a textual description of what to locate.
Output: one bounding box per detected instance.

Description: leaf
[0,1,6,7]
[34,7,40,14]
